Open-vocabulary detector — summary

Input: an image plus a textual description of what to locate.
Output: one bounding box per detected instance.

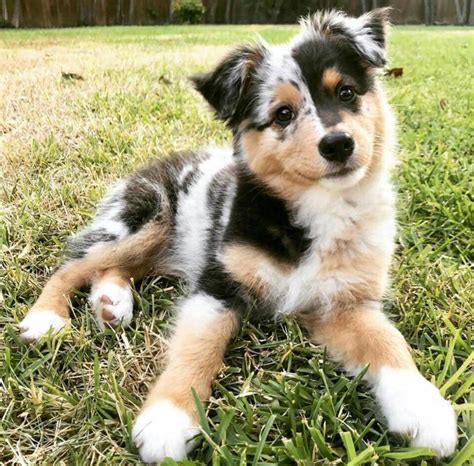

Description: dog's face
[193,9,391,198]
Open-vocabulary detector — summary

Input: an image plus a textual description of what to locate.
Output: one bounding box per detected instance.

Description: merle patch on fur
[191,44,266,127]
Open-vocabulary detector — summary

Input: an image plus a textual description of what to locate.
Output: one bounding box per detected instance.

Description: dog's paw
[89,282,133,329]
[375,367,457,457]
[19,309,68,342]
[132,400,200,463]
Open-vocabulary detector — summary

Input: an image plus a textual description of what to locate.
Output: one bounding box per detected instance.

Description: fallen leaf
[439,98,448,110]
[159,75,172,85]
[61,72,84,81]
[384,67,403,78]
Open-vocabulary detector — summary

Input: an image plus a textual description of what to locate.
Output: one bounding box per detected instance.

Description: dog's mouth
[325,166,357,178]
[294,165,359,182]
[294,170,319,182]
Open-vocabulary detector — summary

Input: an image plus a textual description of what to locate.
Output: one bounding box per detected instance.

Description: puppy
[19,8,457,462]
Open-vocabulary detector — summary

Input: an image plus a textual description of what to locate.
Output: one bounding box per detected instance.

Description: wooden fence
[1,0,472,28]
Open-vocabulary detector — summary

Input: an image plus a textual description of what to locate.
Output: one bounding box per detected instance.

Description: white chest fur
[258,180,396,314]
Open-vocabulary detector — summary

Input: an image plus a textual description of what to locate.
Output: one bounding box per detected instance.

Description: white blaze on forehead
[253,46,302,124]
[251,45,328,140]
[251,45,329,145]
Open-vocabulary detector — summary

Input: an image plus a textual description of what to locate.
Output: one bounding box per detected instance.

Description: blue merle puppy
[19,9,457,462]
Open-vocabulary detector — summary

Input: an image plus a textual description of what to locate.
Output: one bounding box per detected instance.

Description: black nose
[318,132,354,163]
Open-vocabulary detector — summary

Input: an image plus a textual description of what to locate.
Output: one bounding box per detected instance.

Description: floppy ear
[190,43,266,123]
[352,7,391,67]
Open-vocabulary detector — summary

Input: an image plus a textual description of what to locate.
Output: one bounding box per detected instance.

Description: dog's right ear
[191,43,267,124]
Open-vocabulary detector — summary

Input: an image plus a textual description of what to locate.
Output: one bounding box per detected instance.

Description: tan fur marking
[95,268,131,287]
[322,67,342,90]
[366,90,388,176]
[240,81,322,199]
[301,306,416,375]
[222,243,290,296]
[338,90,386,178]
[273,82,301,107]
[143,311,239,418]
[28,222,169,319]
[242,123,322,200]
[241,79,389,200]
[32,259,101,318]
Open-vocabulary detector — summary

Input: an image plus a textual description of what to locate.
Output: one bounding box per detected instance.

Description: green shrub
[0,18,13,28]
[173,0,205,24]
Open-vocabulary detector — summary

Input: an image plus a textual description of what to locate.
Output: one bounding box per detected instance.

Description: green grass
[1,25,473,465]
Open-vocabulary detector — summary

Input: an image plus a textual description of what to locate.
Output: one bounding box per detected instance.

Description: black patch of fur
[206,166,235,250]
[292,38,373,124]
[196,167,248,311]
[196,163,310,313]
[290,79,300,90]
[178,166,200,195]
[122,151,202,232]
[224,165,310,264]
[120,180,164,233]
[197,257,248,311]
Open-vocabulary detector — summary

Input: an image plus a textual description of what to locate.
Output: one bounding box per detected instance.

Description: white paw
[132,400,200,463]
[19,309,68,342]
[89,282,133,329]
[375,367,457,457]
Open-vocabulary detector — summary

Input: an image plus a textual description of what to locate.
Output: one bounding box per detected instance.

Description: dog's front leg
[132,293,239,463]
[301,301,457,458]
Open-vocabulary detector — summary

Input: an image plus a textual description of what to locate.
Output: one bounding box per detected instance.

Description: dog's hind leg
[19,255,99,342]
[89,268,135,330]
[19,222,169,342]
[89,261,152,330]
[19,172,173,341]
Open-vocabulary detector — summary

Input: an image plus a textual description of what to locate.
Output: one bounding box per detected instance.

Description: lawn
[0,24,473,465]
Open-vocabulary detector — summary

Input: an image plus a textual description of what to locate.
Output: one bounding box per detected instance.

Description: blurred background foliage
[0,0,473,28]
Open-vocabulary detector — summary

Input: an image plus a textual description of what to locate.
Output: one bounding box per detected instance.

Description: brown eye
[276,106,294,126]
[338,86,356,103]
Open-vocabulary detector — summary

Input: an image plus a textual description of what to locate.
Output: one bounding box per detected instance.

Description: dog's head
[192,8,393,198]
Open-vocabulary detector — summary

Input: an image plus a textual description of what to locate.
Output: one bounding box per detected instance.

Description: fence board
[0,0,472,28]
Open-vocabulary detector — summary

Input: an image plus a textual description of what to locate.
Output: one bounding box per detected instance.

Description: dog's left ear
[191,43,267,124]
[351,7,391,67]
